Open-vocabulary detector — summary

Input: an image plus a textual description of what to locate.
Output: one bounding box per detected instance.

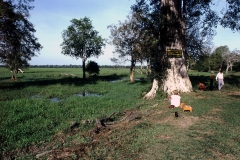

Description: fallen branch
[36,150,53,159]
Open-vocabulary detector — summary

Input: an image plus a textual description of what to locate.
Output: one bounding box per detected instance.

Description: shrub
[86,61,100,76]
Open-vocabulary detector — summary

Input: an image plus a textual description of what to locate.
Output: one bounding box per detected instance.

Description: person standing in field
[216,69,224,91]
[209,71,215,91]
[168,90,181,108]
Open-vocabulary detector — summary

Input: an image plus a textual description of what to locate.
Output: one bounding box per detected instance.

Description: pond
[31,91,102,102]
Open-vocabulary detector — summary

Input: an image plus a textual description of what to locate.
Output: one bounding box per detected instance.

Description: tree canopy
[61,17,105,79]
[0,0,42,77]
[108,13,145,82]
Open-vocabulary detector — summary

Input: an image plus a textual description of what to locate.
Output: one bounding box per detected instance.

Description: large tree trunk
[163,58,192,94]
[143,0,192,99]
[164,0,192,94]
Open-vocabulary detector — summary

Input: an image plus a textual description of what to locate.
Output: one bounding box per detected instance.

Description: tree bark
[143,78,159,100]
[147,59,151,75]
[163,58,192,94]
[130,58,135,82]
[82,58,86,80]
[140,61,143,75]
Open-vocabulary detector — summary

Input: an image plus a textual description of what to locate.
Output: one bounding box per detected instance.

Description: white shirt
[170,95,181,107]
[216,72,224,80]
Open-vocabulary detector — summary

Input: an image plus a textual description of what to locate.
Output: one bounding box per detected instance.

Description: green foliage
[61,17,105,79]
[210,46,228,70]
[192,46,231,72]
[0,0,42,72]
[85,60,100,76]
[61,17,105,59]
[220,0,240,31]
[192,54,210,72]
[233,62,240,71]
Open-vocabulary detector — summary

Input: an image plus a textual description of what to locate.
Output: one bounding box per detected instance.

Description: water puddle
[30,91,102,102]
[75,91,102,97]
[109,79,123,83]
[30,94,41,99]
[49,97,61,102]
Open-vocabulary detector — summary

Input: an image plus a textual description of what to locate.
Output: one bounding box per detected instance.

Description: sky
[29,0,240,66]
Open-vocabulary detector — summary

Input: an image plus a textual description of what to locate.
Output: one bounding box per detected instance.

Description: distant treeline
[0,65,144,69]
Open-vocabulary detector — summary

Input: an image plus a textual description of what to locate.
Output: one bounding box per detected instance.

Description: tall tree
[131,0,240,99]
[61,17,105,80]
[0,0,42,79]
[108,13,142,82]
[132,0,193,98]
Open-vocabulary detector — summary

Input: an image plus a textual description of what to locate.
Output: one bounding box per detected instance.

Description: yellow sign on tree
[167,49,182,58]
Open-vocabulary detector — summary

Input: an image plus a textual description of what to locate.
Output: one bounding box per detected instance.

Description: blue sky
[29,0,240,66]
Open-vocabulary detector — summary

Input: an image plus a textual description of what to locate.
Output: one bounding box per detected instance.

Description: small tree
[85,60,100,77]
[210,46,228,70]
[61,17,105,80]
[222,49,240,74]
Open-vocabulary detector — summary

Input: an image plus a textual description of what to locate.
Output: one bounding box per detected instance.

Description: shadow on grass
[127,78,149,85]
[189,75,209,87]
[228,94,240,99]
[189,74,240,89]
[224,75,240,87]
[0,74,128,90]
[0,77,11,81]
[25,71,63,73]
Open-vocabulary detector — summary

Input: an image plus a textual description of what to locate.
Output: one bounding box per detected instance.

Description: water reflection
[109,79,123,83]
[30,94,41,99]
[30,91,102,103]
[75,91,102,97]
[109,78,146,82]
[49,97,61,102]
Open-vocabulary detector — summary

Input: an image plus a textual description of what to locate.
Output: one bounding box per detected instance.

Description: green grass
[0,68,149,153]
[0,68,240,159]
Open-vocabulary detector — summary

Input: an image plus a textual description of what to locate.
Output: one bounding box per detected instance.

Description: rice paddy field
[0,67,240,159]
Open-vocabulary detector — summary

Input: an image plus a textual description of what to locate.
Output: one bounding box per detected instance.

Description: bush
[86,61,100,76]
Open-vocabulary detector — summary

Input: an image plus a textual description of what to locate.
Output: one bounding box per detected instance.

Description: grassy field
[0,67,240,159]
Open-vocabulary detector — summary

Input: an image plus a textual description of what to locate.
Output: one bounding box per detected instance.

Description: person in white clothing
[216,69,224,90]
[168,90,181,108]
